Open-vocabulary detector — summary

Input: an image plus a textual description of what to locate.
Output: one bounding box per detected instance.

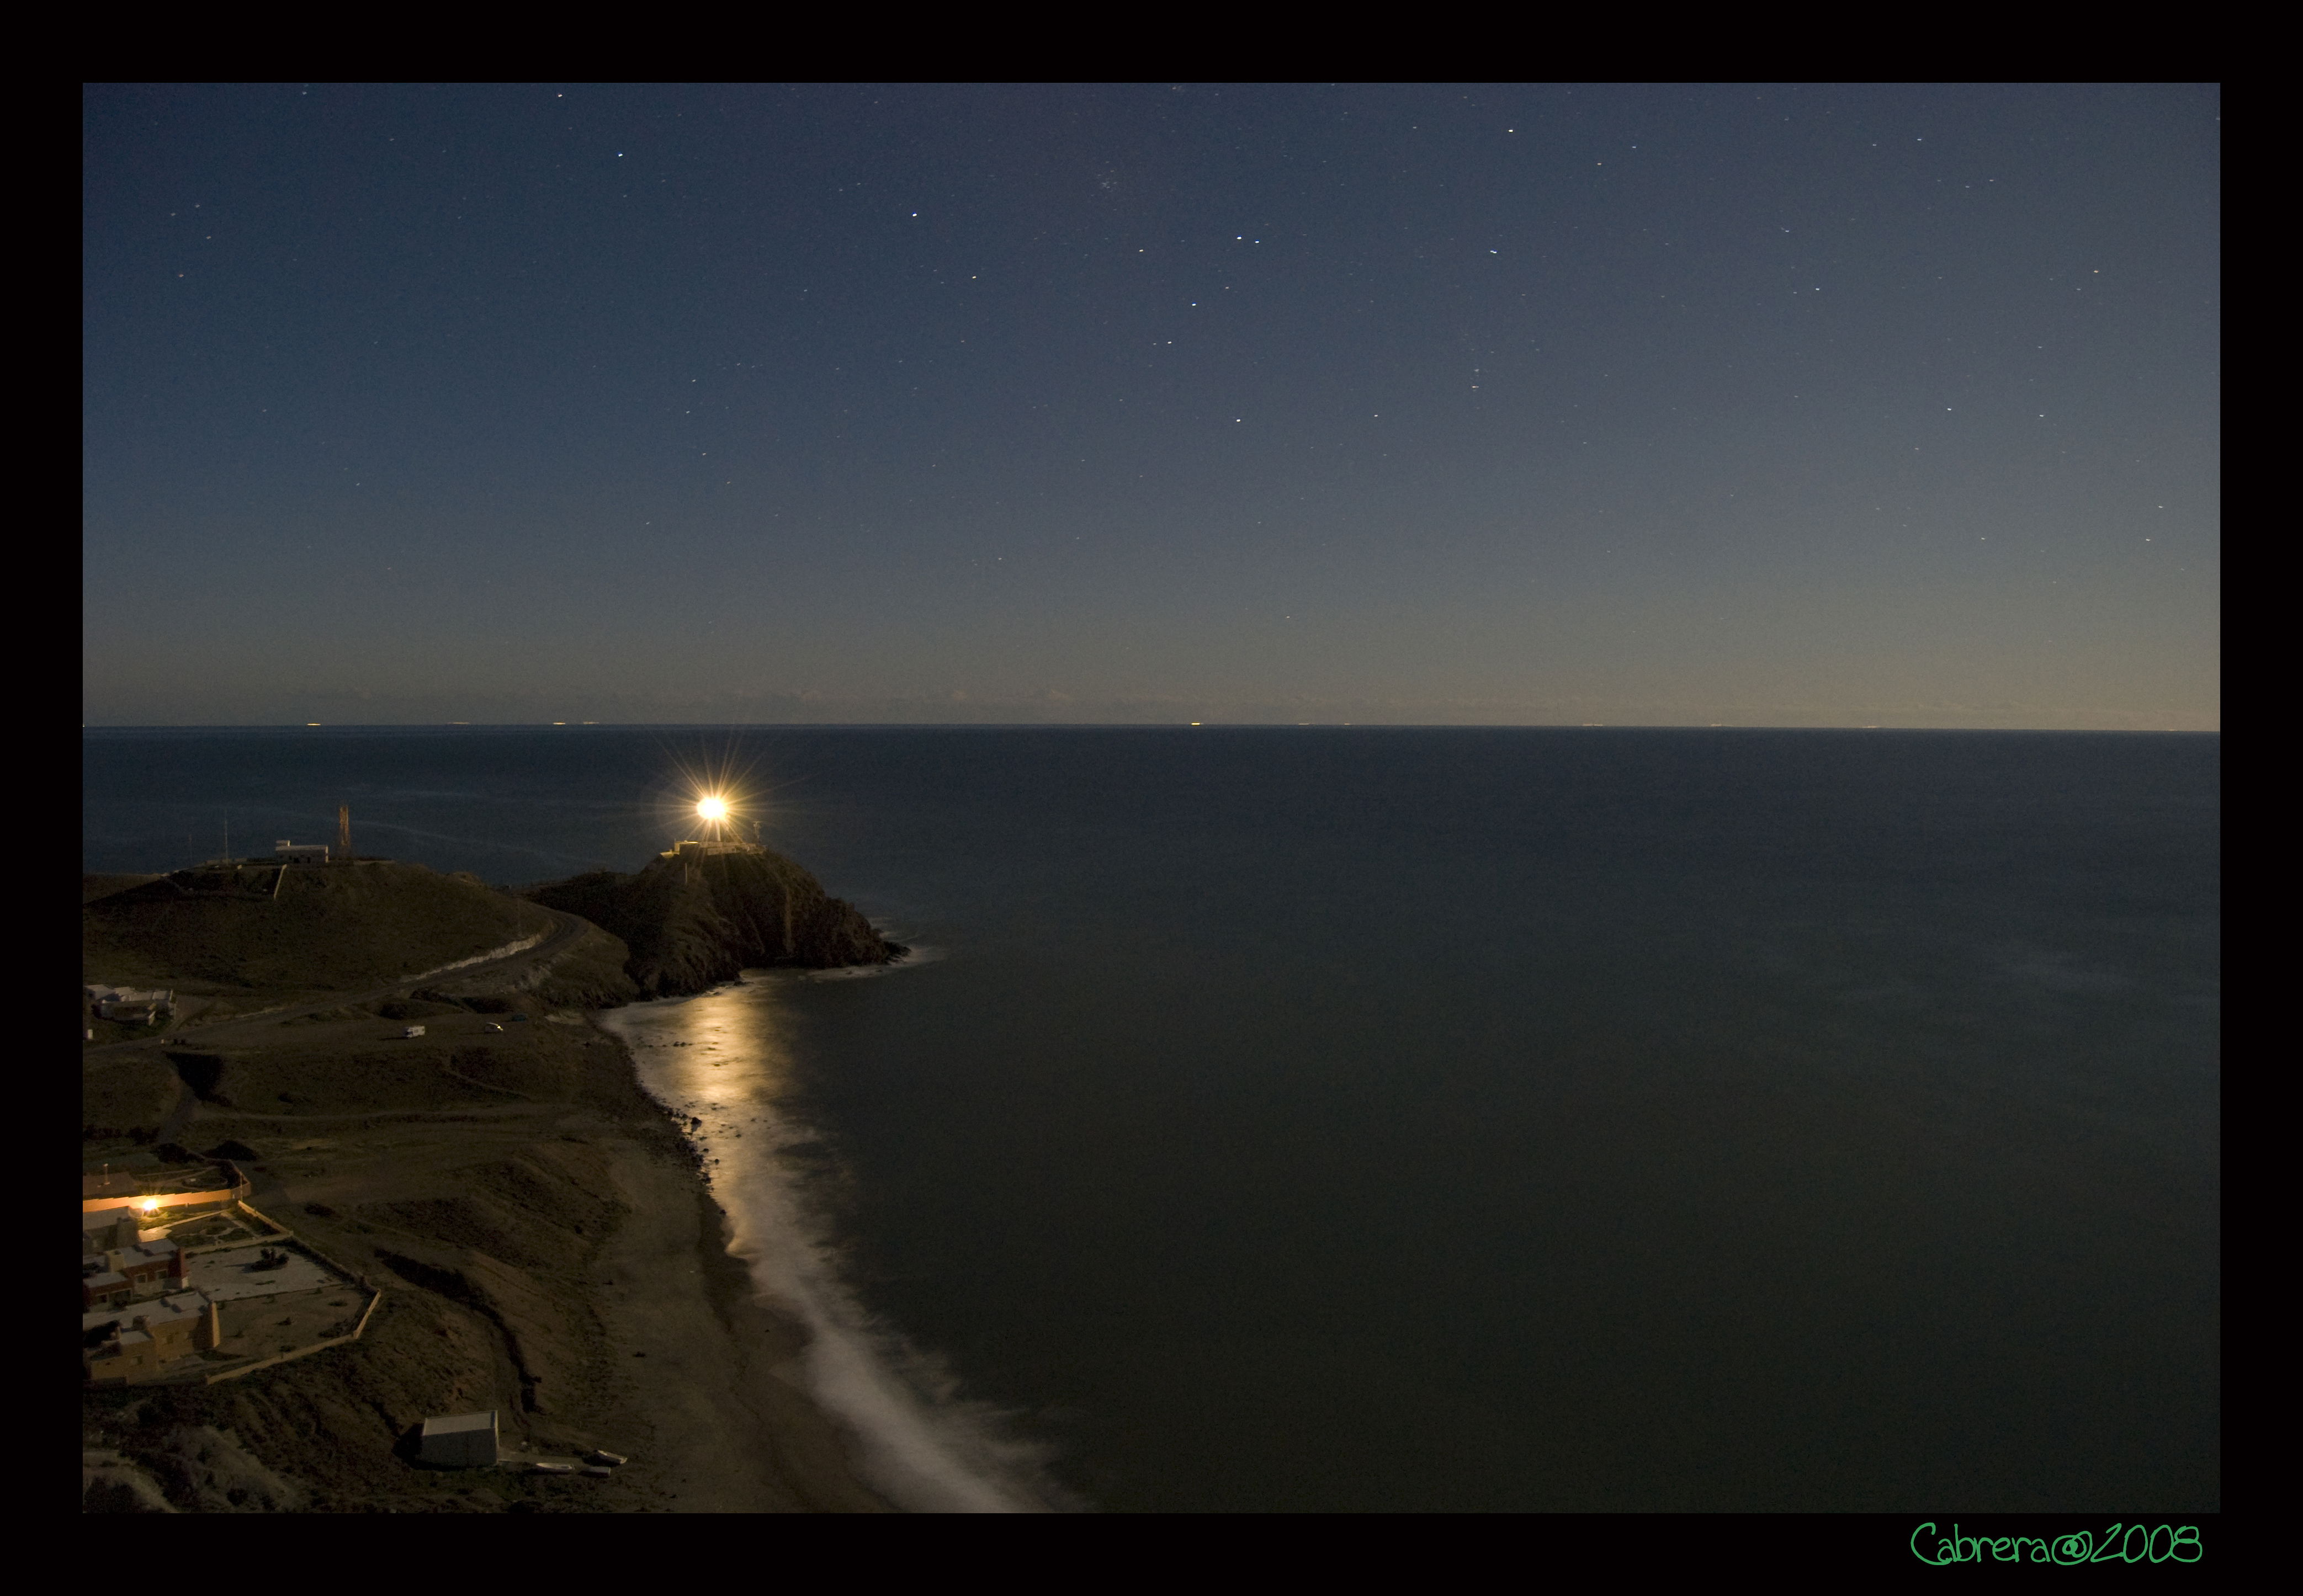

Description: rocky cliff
[525,844,899,998]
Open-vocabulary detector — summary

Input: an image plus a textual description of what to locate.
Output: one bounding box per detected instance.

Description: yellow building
[84,1293,221,1384]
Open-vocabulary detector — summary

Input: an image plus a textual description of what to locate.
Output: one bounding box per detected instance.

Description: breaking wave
[601,979,1063,1513]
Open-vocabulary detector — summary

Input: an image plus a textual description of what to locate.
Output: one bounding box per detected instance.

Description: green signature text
[1912,1522,2203,1565]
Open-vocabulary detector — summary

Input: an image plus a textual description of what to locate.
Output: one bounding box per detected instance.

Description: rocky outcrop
[525,845,900,999]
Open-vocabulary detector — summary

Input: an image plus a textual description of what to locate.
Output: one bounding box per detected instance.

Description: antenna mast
[338,804,351,863]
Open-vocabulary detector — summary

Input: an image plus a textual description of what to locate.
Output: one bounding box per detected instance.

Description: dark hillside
[84,873,162,905]
[84,862,551,992]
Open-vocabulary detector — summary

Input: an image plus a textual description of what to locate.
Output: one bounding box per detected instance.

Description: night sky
[83,84,2219,728]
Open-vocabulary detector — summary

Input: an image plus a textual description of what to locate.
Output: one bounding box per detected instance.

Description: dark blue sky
[83,84,2219,727]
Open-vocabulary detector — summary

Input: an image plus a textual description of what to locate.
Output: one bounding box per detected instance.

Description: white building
[87,986,174,1023]
[418,1411,500,1467]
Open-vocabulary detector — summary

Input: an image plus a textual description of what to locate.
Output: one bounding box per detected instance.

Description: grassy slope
[84,863,551,993]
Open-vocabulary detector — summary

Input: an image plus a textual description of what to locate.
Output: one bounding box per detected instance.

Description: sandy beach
[82,922,889,1512]
[591,1124,887,1510]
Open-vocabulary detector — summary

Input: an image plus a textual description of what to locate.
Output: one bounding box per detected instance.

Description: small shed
[418,1410,500,1467]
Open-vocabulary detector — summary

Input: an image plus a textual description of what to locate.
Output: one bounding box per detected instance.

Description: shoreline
[81,967,893,1512]
[579,1013,890,1511]
[604,976,1047,1514]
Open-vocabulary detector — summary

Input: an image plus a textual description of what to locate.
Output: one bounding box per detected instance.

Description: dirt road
[85,907,595,1060]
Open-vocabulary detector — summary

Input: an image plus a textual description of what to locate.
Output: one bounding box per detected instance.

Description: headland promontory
[525,840,903,999]
[81,843,896,1513]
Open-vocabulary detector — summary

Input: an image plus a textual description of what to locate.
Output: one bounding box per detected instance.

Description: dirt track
[82,902,888,1512]
[85,906,595,1061]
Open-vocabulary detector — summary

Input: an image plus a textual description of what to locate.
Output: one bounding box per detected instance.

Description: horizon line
[81,721,2219,734]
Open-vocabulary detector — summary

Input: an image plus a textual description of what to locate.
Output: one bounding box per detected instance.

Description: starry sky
[82,84,2219,728]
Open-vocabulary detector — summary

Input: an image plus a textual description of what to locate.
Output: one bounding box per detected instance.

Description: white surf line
[800,944,947,981]
[598,997,1037,1513]
[714,1114,1033,1512]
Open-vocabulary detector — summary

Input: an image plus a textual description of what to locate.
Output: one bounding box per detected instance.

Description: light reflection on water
[600,973,1047,1514]
[86,727,2219,1509]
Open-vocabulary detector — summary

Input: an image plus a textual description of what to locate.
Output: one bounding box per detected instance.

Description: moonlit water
[83,727,2221,1510]
[599,967,1050,1513]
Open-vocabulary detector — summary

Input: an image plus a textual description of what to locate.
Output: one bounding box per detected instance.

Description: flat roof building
[663,838,767,858]
[87,986,176,1023]
[83,1290,220,1382]
[418,1411,500,1468]
[83,1239,187,1310]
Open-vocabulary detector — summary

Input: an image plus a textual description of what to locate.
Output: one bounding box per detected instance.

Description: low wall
[198,1201,384,1384]
[83,1175,250,1216]
[234,1200,358,1279]
[204,1289,384,1386]
[91,1197,388,1386]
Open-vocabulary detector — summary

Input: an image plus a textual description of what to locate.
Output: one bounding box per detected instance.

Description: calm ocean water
[83,727,2221,1510]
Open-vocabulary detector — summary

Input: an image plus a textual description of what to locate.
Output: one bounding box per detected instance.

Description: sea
[82,726,2221,1511]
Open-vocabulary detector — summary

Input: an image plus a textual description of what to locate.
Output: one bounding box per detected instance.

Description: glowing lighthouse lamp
[696,795,729,838]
